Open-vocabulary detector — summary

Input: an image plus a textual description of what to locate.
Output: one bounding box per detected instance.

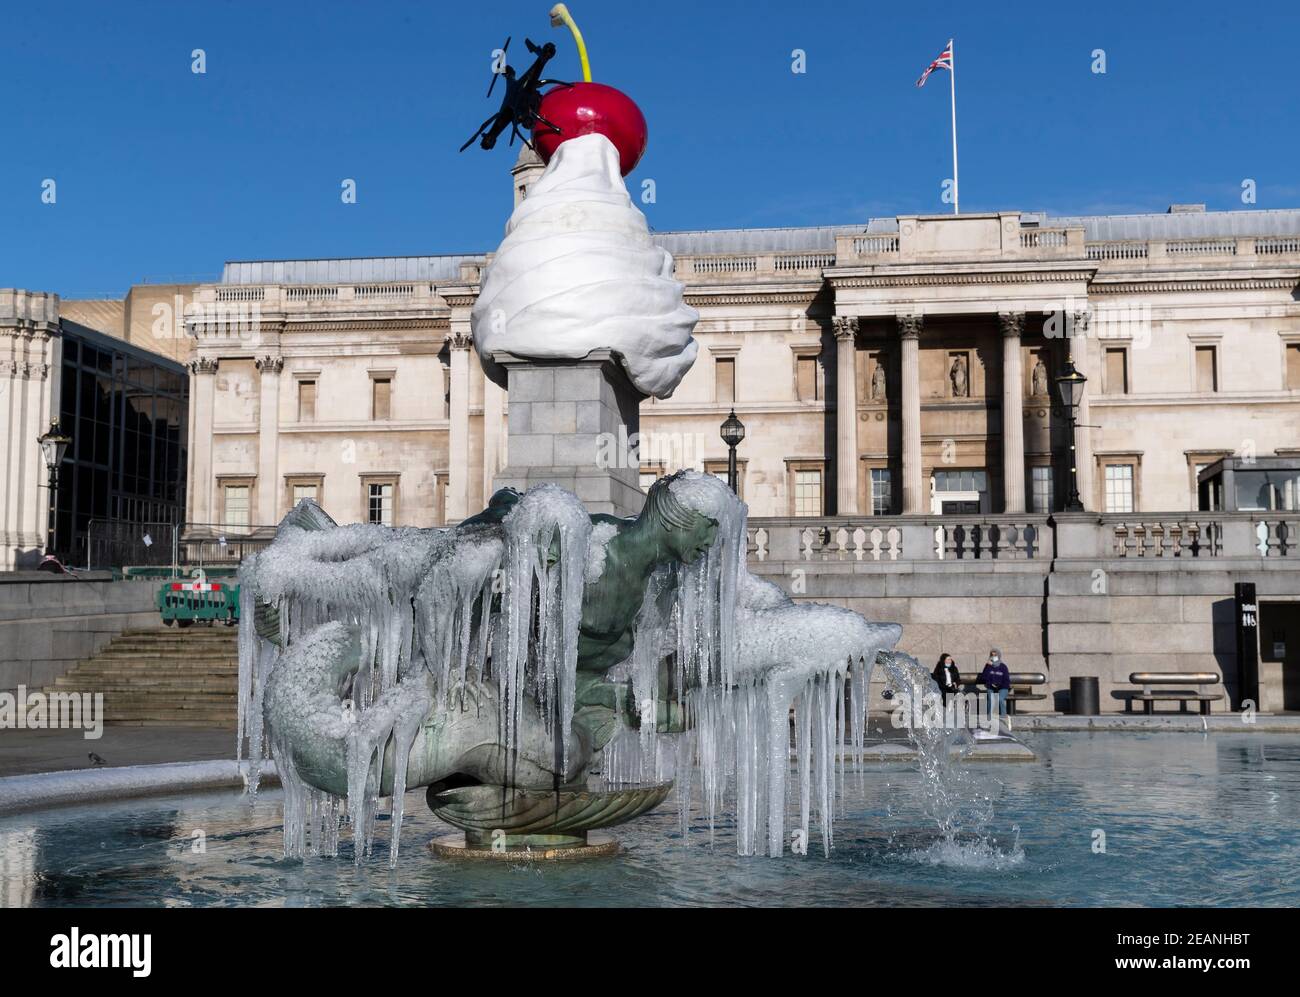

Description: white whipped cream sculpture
[471,132,699,398]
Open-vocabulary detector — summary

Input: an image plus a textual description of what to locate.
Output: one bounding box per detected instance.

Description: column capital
[1071,309,1091,337]
[188,357,219,375]
[897,314,923,340]
[998,311,1026,338]
[255,355,284,374]
[448,330,473,351]
[832,315,858,341]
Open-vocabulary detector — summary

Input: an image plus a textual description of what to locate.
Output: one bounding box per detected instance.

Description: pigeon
[88,752,106,767]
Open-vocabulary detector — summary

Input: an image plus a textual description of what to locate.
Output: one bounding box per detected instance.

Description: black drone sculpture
[459,37,572,153]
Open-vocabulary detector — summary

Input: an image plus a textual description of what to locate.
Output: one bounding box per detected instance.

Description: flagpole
[949,38,959,214]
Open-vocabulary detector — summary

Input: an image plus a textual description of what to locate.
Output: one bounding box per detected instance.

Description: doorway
[1260,601,1300,711]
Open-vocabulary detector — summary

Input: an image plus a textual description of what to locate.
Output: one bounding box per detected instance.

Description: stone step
[90,654,238,664]
[101,647,239,655]
[47,626,245,727]
[51,680,238,693]
[98,718,236,728]
[60,662,232,672]
[98,698,236,710]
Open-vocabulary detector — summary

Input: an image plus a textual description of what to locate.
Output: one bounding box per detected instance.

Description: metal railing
[85,521,179,572]
[84,519,278,571]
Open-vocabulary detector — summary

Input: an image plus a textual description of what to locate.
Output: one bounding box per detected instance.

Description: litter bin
[1070,676,1100,715]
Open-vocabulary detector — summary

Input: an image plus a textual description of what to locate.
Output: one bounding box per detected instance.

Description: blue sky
[3,0,1297,297]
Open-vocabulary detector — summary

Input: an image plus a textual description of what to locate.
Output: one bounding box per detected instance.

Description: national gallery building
[167,151,1300,532]
[7,151,1300,550]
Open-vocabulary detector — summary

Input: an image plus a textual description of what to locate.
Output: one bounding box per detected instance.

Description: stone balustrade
[747,512,1298,565]
[748,514,1053,563]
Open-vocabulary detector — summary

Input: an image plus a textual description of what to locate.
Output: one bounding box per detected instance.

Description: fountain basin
[2,732,1298,907]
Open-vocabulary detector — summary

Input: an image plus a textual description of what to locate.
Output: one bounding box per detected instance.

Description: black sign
[1234,581,1259,708]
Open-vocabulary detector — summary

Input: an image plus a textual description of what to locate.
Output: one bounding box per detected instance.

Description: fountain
[231,11,915,863]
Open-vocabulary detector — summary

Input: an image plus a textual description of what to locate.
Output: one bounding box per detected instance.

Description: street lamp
[719,408,746,494]
[1054,355,1088,512]
[38,420,72,556]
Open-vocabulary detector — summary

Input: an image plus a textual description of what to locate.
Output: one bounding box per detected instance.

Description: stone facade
[177,174,1300,528]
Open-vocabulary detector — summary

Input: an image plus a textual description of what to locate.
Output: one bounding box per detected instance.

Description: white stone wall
[0,291,60,570]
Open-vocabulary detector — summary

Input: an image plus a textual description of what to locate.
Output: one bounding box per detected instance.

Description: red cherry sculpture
[532,82,648,177]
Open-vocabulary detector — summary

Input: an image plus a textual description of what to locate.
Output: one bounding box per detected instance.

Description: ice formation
[470,132,699,398]
[599,471,904,858]
[238,487,591,866]
[238,472,925,864]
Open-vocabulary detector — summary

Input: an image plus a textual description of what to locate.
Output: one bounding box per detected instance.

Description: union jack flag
[915,39,953,88]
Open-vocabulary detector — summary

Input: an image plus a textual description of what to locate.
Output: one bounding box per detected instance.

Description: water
[3,732,1298,907]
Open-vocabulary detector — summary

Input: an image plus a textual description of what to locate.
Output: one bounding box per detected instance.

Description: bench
[1127,672,1223,715]
[958,671,1048,716]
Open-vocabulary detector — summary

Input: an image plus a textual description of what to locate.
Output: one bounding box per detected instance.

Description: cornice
[1090,271,1300,294]
[684,284,822,307]
[829,268,1097,290]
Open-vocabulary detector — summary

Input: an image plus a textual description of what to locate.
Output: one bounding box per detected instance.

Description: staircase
[44,626,239,727]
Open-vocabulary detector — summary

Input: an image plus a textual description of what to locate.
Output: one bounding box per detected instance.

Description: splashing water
[875,650,1021,868]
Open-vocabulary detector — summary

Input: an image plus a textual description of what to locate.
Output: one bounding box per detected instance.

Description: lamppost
[719,408,746,494]
[1054,355,1088,512]
[38,420,72,556]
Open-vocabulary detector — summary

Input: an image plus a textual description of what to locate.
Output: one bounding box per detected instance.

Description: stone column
[898,314,924,514]
[493,350,645,517]
[1000,312,1026,513]
[0,337,16,555]
[189,358,218,525]
[833,316,860,515]
[482,370,505,504]
[447,330,472,522]
[1071,310,1094,511]
[255,355,283,525]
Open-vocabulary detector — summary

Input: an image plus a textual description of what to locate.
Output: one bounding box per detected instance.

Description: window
[1104,464,1135,513]
[372,377,392,420]
[367,482,394,526]
[794,470,822,517]
[224,484,250,529]
[703,459,744,499]
[293,483,317,504]
[933,469,989,494]
[1104,348,1128,394]
[298,379,316,421]
[1195,346,1217,392]
[1031,465,1054,513]
[1288,344,1300,389]
[870,468,893,515]
[715,357,735,404]
[796,356,819,401]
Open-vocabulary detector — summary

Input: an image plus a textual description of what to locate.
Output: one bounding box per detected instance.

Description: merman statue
[242,471,902,860]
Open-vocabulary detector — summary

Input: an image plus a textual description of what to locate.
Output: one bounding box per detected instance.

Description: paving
[0,725,235,778]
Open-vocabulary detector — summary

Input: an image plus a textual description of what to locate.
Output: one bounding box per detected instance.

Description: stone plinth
[493,350,645,518]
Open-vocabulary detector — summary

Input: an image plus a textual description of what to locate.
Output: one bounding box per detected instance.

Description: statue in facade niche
[949,354,969,397]
[1032,355,1049,396]
[871,358,887,400]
